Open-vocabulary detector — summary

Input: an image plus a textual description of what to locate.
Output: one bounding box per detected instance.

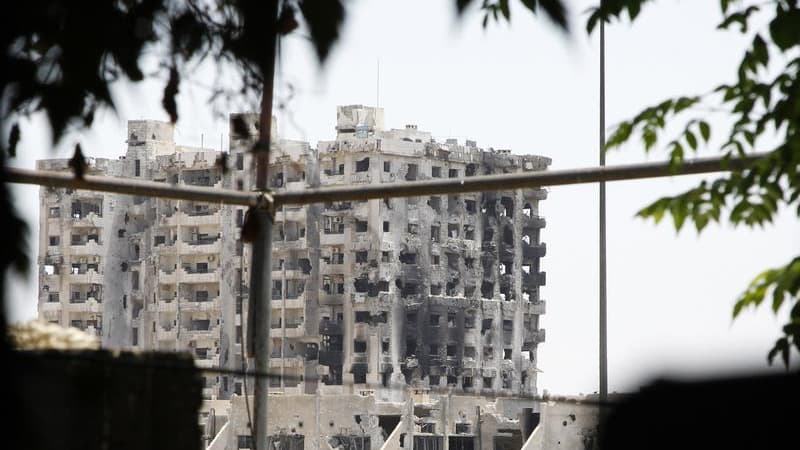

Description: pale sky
[5,0,799,395]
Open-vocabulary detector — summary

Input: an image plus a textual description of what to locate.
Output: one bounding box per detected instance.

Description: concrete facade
[37,105,550,406]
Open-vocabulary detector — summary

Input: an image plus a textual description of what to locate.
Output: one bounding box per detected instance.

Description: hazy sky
[6,0,799,395]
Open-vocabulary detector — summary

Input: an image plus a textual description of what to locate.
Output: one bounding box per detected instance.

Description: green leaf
[299,0,346,62]
[752,34,769,68]
[642,127,657,151]
[455,0,475,15]
[769,8,800,51]
[699,121,711,142]
[686,130,698,150]
[538,0,569,30]
[499,0,510,21]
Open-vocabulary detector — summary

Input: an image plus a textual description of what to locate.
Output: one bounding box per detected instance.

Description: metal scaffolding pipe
[4,153,766,207]
[272,153,764,207]
[3,167,258,206]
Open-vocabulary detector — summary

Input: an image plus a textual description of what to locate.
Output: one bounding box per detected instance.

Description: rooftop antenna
[599,12,608,411]
[376,58,380,109]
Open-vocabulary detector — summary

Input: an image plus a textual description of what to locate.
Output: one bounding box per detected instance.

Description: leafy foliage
[599,1,800,366]
[455,0,569,30]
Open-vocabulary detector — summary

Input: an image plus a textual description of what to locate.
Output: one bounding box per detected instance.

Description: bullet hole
[353,277,369,293]
[354,415,362,424]
[118,229,126,238]
[298,421,303,428]
[562,421,567,426]
[330,422,335,427]
[428,196,441,213]
[291,428,296,433]
[569,414,576,422]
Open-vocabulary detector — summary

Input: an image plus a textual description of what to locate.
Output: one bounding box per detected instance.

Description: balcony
[65,299,102,313]
[178,238,220,255]
[524,215,546,229]
[319,320,343,335]
[182,325,221,340]
[194,359,214,369]
[66,270,104,285]
[182,296,220,312]
[69,240,103,256]
[273,238,306,249]
[163,210,221,227]
[270,325,304,338]
[156,328,178,341]
[525,328,546,344]
[274,212,305,226]
[269,356,304,368]
[272,296,304,310]
[319,293,344,305]
[321,173,346,185]
[158,269,177,284]
[156,242,177,254]
[180,267,220,284]
[526,301,546,315]
[352,353,368,364]
[71,212,104,228]
[40,302,62,312]
[522,243,547,259]
[320,233,345,246]
[285,180,306,192]
[522,271,547,287]
[40,309,60,321]
[350,172,371,184]
[156,300,178,312]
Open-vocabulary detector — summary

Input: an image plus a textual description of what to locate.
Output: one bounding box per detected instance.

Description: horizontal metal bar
[273,153,766,207]
[3,167,259,206]
[3,153,766,207]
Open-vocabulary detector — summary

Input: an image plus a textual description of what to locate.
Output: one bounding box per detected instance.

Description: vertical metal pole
[251,206,273,450]
[598,17,608,406]
[250,3,280,450]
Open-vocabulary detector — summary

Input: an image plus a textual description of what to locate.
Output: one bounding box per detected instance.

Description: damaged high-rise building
[37,105,550,406]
